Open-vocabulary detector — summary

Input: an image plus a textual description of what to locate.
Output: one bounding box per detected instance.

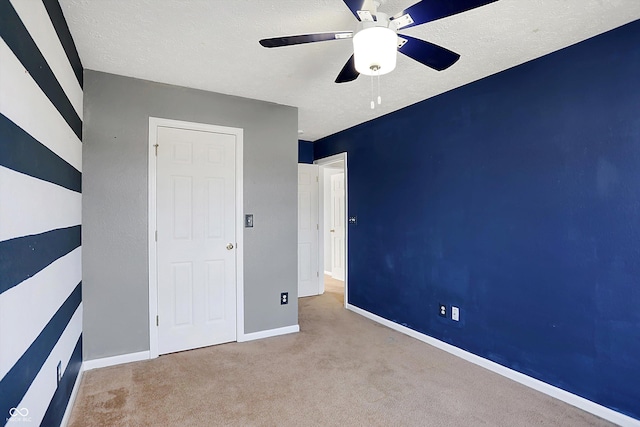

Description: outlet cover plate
[439,304,447,317]
[280,292,288,305]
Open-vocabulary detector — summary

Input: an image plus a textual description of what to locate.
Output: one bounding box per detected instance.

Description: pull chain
[370,74,375,110]
[369,65,381,110]
[377,69,381,105]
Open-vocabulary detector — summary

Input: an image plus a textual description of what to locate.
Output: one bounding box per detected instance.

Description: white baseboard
[61,363,84,427]
[324,270,332,276]
[83,350,150,371]
[238,324,300,342]
[347,304,639,427]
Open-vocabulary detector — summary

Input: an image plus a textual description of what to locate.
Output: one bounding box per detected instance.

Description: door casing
[148,117,244,358]
[298,164,320,297]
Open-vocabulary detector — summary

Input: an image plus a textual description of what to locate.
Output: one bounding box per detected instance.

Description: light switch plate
[245,214,254,228]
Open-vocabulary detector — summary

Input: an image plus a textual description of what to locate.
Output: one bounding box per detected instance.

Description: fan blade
[391,0,498,30]
[341,0,375,21]
[259,32,352,48]
[335,55,359,83]
[398,35,460,71]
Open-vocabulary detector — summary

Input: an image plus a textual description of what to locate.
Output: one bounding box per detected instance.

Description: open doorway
[315,153,348,307]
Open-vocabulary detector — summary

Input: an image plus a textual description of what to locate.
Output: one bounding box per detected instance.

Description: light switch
[245,214,254,228]
[452,306,460,321]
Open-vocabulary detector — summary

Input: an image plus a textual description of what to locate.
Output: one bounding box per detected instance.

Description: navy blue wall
[298,139,314,164]
[314,20,640,419]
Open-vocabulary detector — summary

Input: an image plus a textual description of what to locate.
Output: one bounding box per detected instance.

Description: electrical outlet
[452,306,460,321]
[57,361,62,385]
[280,292,288,305]
[439,304,447,317]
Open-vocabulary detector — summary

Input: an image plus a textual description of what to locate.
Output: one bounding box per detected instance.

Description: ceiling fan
[259,0,498,83]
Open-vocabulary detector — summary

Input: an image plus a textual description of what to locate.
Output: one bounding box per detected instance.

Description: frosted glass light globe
[353,26,397,76]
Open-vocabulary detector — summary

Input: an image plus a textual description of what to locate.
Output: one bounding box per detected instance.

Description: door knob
[330,229,335,233]
[226,243,234,250]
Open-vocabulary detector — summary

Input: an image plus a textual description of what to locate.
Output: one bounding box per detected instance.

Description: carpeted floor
[323,274,344,300]
[69,277,612,426]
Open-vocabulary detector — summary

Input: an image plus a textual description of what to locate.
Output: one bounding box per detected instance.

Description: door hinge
[316,224,319,230]
[155,230,157,241]
[317,272,319,277]
[316,176,319,182]
[154,144,159,156]
[156,315,159,326]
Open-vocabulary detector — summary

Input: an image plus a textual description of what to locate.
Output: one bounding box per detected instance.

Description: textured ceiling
[60,0,640,141]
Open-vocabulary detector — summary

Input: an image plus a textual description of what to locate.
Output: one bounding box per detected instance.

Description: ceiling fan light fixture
[353,26,397,76]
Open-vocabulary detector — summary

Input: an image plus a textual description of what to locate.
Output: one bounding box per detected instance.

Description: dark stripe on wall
[42,0,83,88]
[0,0,82,140]
[0,283,81,423]
[0,225,81,295]
[40,334,82,427]
[0,113,81,193]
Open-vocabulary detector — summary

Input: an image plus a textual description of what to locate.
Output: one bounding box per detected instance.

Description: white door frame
[148,117,244,359]
[315,153,348,307]
[298,164,320,297]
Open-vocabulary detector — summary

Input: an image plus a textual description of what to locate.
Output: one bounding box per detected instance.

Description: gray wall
[82,70,298,360]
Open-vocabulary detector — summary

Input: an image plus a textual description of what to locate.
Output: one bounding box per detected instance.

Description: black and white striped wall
[0,0,83,425]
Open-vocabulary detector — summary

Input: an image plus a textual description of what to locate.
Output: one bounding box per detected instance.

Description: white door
[156,125,237,355]
[330,173,345,281]
[298,164,319,297]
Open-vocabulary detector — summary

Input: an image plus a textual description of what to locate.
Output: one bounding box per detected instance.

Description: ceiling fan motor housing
[353,12,398,76]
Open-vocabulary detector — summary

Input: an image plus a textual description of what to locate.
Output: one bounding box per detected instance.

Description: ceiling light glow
[352,27,397,76]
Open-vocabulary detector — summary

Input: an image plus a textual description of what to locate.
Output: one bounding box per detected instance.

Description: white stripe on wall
[0,248,81,378]
[0,39,82,171]
[9,0,83,119]
[18,306,82,425]
[0,166,82,242]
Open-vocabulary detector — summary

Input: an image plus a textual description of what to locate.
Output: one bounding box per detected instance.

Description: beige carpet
[69,278,612,427]
[323,274,344,299]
